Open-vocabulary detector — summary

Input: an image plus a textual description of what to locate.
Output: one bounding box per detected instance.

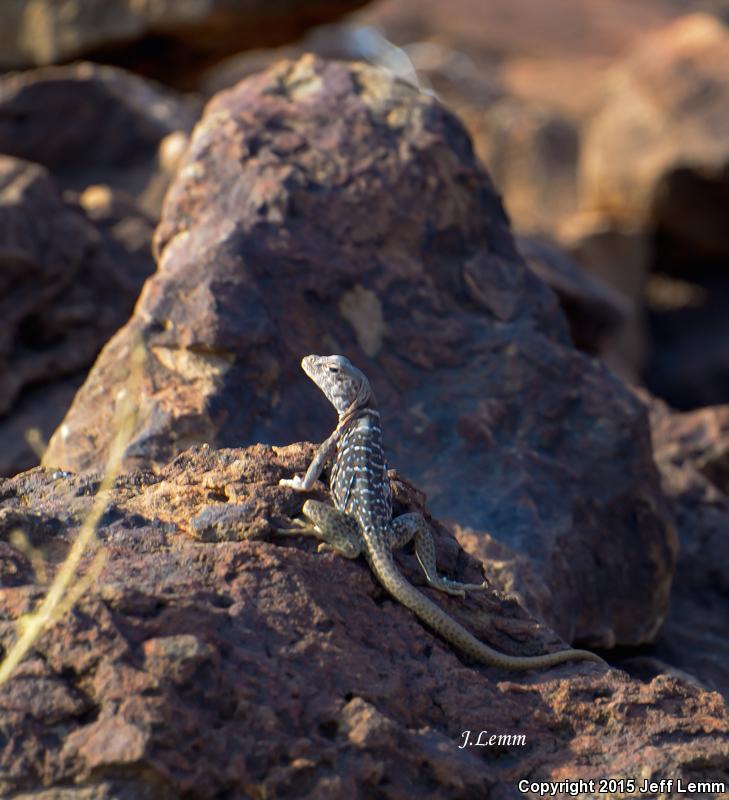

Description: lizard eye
[328,366,340,373]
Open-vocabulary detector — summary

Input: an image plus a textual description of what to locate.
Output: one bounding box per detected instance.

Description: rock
[1,0,372,87]
[516,234,627,355]
[467,100,580,236]
[580,14,729,261]
[645,270,729,410]
[368,0,685,64]
[364,0,694,131]
[0,57,184,478]
[197,2,696,246]
[558,212,652,382]
[1,445,728,797]
[0,156,155,477]
[647,399,729,698]
[0,378,83,482]
[44,56,675,649]
[0,62,199,216]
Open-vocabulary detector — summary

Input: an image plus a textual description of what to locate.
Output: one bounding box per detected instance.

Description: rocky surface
[0,5,727,792]
[199,0,691,233]
[1,444,728,799]
[0,157,156,478]
[647,400,729,699]
[42,57,675,651]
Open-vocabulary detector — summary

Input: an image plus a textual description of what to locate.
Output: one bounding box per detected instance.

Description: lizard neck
[336,400,378,433]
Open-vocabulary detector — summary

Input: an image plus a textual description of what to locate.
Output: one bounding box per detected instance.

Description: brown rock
[1,0,372,87]
[517,234,627,355]
[647,400,729,698]
[464,99,581,236]
[580,14,729,260]
[0,446,728,797]
[0,62,199,216]
[0,156,155,477]
[45,56,675,649]
[558,212,652,382]
[644,267,729,410]
[368,0,686,63]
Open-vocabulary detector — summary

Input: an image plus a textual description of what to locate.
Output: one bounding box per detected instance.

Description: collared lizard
[279,354,605,670]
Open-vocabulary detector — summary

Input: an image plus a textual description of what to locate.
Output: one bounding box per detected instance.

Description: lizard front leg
[279,430,338,491]
[390,512,487,597]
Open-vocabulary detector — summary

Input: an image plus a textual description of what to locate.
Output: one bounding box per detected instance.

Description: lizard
[279,354,605,670]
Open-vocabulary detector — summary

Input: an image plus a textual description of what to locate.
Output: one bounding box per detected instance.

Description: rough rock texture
[44,56,675,650]
[580,13,729,261]
[1,445,728,798]
[0,156,155,477]
[0,62,199,216]
[1,0,371,86]
[648,400,729,699]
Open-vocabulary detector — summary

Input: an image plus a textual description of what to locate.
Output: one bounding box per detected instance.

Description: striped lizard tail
[363,528,606,671]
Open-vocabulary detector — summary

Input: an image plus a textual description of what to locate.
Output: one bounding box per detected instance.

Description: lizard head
[301,354,374,416]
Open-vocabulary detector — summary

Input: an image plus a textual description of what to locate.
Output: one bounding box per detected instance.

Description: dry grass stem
[0,341,145,686]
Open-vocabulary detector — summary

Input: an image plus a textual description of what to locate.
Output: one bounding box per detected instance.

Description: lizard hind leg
[391,512,488,597]
[297,499,364,559]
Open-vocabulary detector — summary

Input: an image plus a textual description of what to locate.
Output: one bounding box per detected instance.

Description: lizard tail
[364,535,606,671]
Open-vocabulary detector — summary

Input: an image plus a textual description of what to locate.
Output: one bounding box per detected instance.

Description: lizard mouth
[301,355,317,378]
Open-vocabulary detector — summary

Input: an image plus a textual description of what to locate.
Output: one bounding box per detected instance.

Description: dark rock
[0,0,373,88]
[645,270,729,410]
[0,445,728,797]
[0,157,155,477]
[45,56,675,649]
[647,399,729,698]
[559,213,651,383]
[517,234,627,355]
[0,62,199,216]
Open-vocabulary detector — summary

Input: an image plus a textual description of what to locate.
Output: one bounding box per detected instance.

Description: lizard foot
[279,475,306,490]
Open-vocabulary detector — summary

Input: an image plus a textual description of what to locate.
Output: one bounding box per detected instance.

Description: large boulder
[0,446,727,798]
[44,56,675,648]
